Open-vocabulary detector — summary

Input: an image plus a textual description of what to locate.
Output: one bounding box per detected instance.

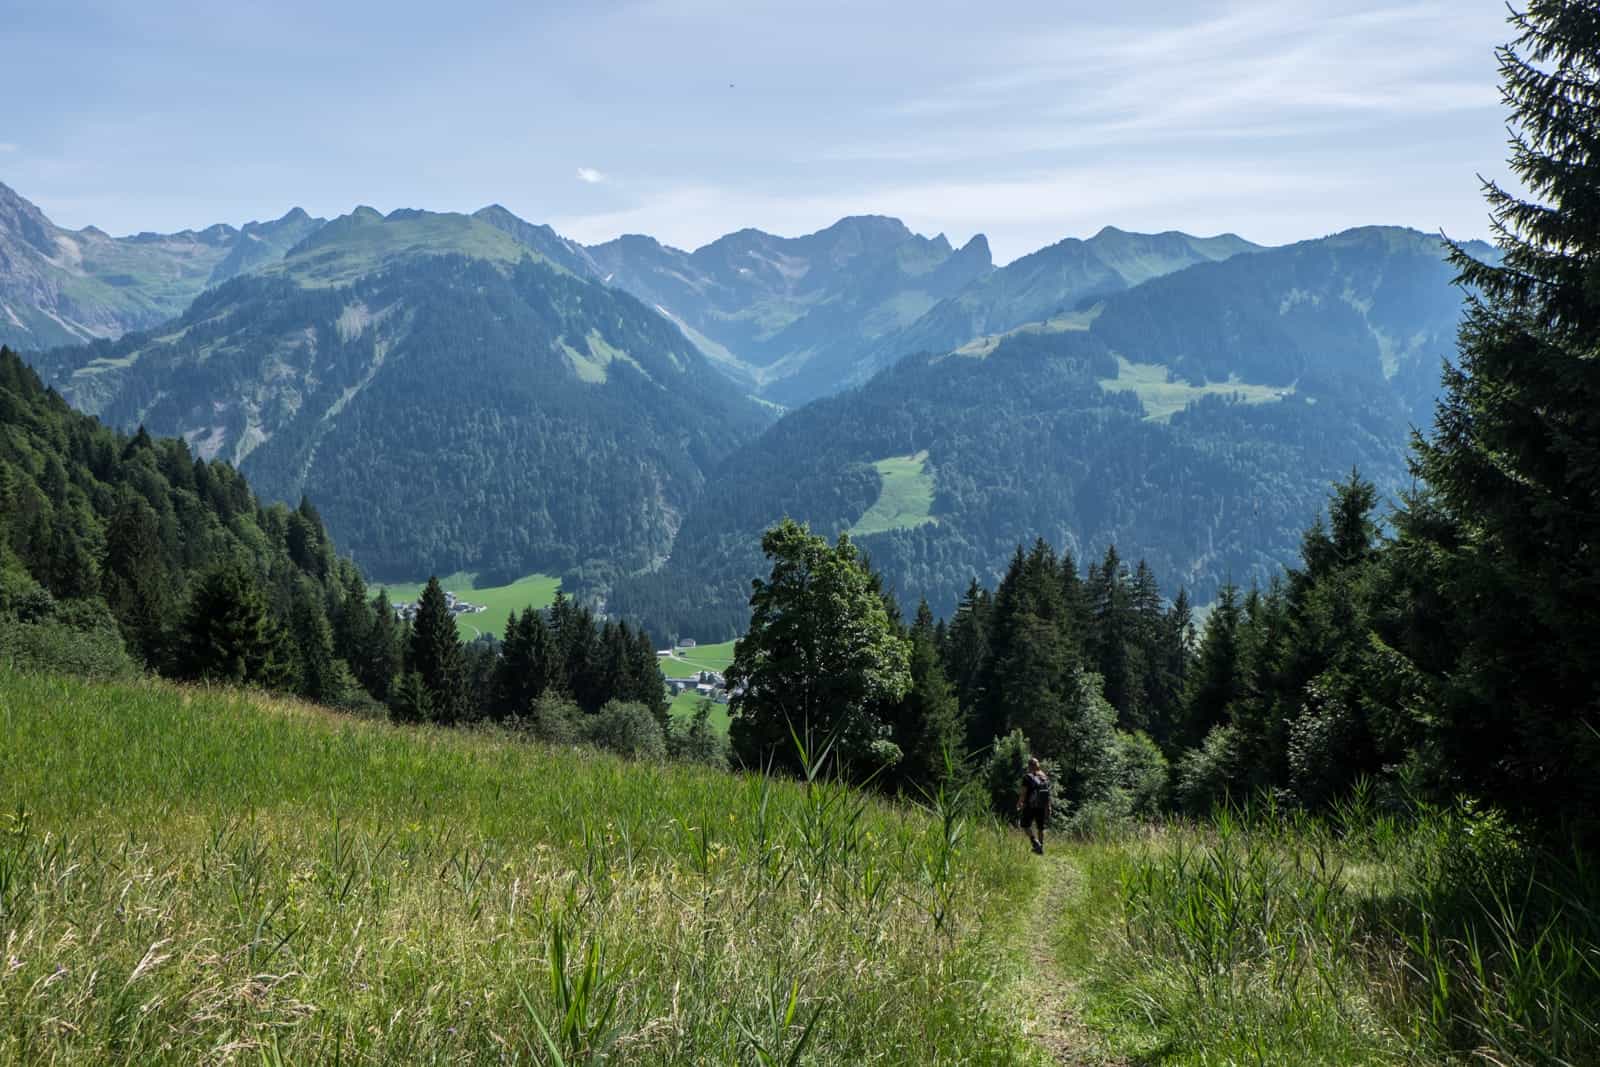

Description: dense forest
[609,227,1476,643]
[0,345,682,755]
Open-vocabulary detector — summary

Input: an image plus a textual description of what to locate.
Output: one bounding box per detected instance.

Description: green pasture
[382,571,560,639]
[847,451,938,537]
[1097,355,1295,422]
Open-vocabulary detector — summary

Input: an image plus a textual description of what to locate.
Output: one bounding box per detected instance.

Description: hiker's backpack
[1027,772,1051,810]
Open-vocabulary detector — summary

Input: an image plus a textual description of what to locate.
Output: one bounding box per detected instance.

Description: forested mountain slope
[847,226,1260,396]
[609,226,1488,640]
[0,180,323,350]
[33,209,771,583]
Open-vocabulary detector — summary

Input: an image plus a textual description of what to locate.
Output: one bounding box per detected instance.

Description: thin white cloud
[0,143,17,152]
[576,167,606,184]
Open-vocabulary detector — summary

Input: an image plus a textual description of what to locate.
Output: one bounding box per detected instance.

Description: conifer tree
[407,576,466,723]
[177,560,297,690]
[102,495,171,664]
[1396,0,1600,831]
[1180,583,1241,750]
[946,578,991,747]
[891,600,965,792]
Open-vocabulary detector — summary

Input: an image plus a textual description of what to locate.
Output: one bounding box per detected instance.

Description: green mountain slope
[33,209,772,583]
[607,227,1483,639]
[0,180,324,350]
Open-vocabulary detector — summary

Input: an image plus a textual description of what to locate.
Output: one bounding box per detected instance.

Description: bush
[1175,723,1243,813]
[527,694,583,745]
[1114,730,1169,816]
[581,700,666,761]
[981,729,1063,820]
[0,593,137,681]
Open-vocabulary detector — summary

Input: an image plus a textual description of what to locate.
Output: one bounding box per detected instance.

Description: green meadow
[0,668,1044,1064]
[667,689,732,734]
[383,572,561,639]
[847,452,938,537]
[661,638,736,676]
[1096,355,1295,422]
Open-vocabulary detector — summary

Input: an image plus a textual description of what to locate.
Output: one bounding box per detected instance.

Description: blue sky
[4,0,1512,263]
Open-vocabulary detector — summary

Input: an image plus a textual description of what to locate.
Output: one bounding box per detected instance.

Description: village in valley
[658,639,731,704]
[391,588,489,623]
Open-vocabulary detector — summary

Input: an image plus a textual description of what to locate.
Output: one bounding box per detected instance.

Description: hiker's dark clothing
[1020,770,1051,831]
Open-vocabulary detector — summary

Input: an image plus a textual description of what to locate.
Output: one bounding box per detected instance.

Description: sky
[3,0,1514,264]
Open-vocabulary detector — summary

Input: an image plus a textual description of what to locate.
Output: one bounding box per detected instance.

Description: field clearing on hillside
[848,452,938,537]
[668,689,732,734]
[662,638,736,675]
[384,572,560,638]
[0,669,1042,1064]
[1098,355,1296,421]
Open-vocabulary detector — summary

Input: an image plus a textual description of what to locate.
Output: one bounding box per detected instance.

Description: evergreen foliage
[407,577,468,724]
[1392,0,1600,837]
[0,345,380,703]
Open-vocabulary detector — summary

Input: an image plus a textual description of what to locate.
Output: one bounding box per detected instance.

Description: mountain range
[607,226,1488,637]
[2,179,1485,633]
[28,205,769,582]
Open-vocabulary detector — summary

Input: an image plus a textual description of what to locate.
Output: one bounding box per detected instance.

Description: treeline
[0,346,683,759]
[730,455,1591,850]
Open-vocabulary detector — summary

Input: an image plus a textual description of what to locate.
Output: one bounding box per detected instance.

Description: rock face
[0,181,323,351]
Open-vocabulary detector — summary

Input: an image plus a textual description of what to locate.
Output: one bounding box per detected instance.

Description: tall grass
[1055,790,1600,1066]
[0,669,1042,1064]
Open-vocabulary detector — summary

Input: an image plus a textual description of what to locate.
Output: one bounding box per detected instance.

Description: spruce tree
[1180,583,1241,751]
[891,600,965,792]
[1397,0,1600,832]
[407,577,466,723]
[177,560,297,690]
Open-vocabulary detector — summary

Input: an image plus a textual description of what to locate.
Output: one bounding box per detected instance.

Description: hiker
[1017,756,1051,854]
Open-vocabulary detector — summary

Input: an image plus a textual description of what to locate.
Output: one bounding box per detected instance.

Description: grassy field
[0,668,1045,1064]
[667,689,732,734]
[661,638,736,676]
[1046,803,1600,1066]
[848,452,938,537]
[274,212,532,288]
[383,572,561,639]
[1097,355,1296,422]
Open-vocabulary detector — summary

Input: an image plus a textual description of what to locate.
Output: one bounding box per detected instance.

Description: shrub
[1114,730,1169,816]
[1175,723,1243,813]
[529,694,583,745]
[981,729,1032,817]
[0,592,136,680]
[582,700,666,761]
